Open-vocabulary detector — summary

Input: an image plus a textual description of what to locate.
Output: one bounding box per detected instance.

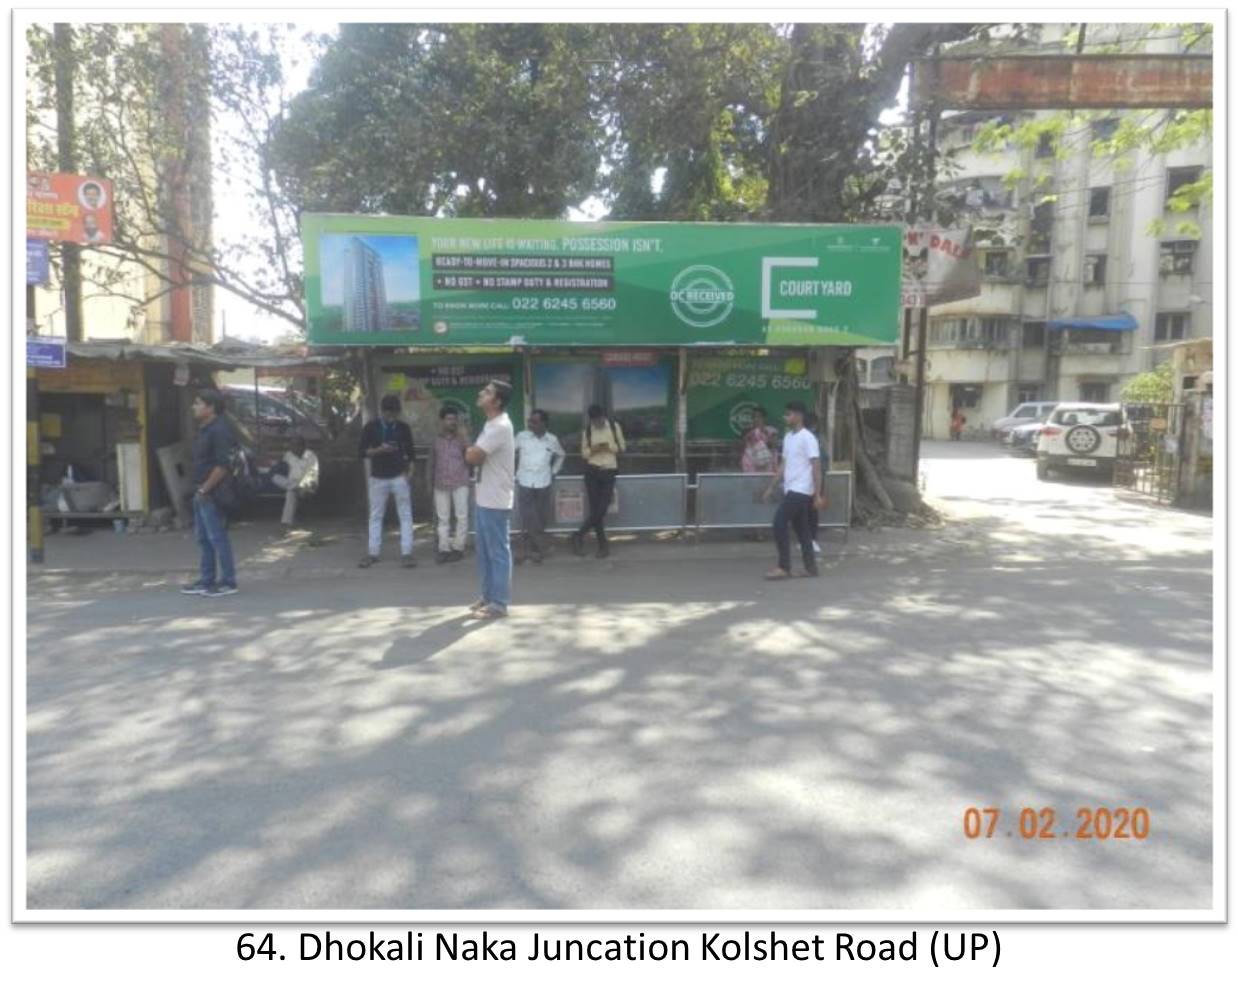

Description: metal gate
[1115,403,1186,503]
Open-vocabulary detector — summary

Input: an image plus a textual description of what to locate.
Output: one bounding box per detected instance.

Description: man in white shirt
[270,434,320,529]
[762,401,826,580]
[513,408,565,564]
[464,380,516,619]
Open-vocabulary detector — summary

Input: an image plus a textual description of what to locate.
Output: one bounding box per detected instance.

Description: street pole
[54,22,83,343]
[28,282,45,563]
[910,78,941,483]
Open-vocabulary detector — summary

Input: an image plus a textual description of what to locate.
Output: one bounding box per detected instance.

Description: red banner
[26,172,114,245]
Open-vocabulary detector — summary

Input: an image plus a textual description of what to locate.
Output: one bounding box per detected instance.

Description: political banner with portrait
[26,172,114,245]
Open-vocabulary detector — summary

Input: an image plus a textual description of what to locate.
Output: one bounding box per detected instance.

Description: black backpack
[216,445,261,512]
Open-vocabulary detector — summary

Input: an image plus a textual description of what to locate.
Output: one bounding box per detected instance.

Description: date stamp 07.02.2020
[963,806,1151,841]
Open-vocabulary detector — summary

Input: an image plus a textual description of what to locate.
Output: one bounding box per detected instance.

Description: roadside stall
[34,341,234,529]
[302,215,904,532]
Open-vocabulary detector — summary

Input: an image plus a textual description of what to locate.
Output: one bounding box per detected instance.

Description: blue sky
[320,234,421,306]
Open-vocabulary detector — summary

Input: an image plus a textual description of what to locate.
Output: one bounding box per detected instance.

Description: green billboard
[302,215,902,348]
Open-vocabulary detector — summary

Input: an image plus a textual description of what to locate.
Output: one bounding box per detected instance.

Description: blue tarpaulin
[1046,312,1138,333]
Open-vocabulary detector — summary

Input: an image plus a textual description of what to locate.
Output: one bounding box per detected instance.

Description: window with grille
[1084,254,1107,286]
[1154,312,1190,342]
[1026,257,1051,287]
[1166,166,1203,205]
[1022,321,1047,348]
[1092,118,1120,143]
[1159,241,1197,276]
[1080,382,1110,403]
[983,250,1009,277]
[1088,187,1110,219]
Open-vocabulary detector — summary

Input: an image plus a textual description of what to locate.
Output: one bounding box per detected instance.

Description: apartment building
[915,25,1213,439]
[29,23,214,346]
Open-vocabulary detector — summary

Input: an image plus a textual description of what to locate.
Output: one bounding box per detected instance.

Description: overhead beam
[911,54,1212,110]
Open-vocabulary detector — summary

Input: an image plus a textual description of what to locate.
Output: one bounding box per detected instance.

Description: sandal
[764,567,791,581]
[467,599,487,612]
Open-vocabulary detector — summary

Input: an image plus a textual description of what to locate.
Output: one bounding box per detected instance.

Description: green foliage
[272,23,605,219]
[272,22,984,227]
[1121,362,1175,403]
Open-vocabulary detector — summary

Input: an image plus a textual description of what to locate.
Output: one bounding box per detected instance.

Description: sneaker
[180,581,213,595]
[812,540,822,556]
[467,598,487,612]
[358,554,378,568]
[401,554,418,568]
[206,582,239,597]
[471,603,508,620]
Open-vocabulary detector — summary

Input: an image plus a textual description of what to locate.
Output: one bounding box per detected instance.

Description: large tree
[272,24,605,218]
[26,22,313,332]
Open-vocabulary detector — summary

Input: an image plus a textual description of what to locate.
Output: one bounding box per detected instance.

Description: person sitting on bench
[270,434,319,529]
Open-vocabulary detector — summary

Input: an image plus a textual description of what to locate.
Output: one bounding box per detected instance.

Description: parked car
[1006,421,1044,457]
[1035,403,1128,481]
[992,401,1060,441]
[222,384,329,471]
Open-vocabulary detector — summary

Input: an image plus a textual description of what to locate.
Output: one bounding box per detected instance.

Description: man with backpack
[572,404,625,559]
[181,388,238,596]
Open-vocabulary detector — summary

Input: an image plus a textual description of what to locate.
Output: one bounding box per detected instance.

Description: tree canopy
[271,22,981,226]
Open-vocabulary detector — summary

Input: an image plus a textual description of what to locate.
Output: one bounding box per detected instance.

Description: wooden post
[53,23,83,343]
[911,306,929,476]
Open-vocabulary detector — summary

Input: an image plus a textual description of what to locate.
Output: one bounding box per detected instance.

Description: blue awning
[1046,312,1138,333]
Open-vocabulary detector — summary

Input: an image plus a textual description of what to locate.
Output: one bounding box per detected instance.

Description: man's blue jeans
[474,505,512,611]
[193,492,236,586]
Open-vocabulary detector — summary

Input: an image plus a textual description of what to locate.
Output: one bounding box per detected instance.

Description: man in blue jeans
[464,379,515,619]
[181,388,238,596]
[762,400,825,581]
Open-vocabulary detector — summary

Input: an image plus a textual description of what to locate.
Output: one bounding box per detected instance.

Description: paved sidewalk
[29,513,971,583]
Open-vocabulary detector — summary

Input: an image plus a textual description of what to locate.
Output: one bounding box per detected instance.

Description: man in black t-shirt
[358,393,417,568]
[180,389,239,596]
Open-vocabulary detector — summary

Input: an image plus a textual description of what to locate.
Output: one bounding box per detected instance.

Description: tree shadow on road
[24,486,1214,913]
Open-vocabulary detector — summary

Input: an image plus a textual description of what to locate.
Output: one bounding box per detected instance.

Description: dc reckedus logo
[669,265,735,328]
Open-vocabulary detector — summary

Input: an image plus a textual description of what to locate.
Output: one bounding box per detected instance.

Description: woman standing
[739,406,779,473]
[572,404,625,558]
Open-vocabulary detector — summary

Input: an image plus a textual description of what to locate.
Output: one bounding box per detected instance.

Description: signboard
[26,239,50,285]
[902,226,980,309]
[27,172,115,245]
[686,354,815,440]
[302,216,903,348]
[27,337,67,369]
[378,359,524,441]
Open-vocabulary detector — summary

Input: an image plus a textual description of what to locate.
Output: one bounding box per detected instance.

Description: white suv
[993,400,1059,441]
[1036,403,1127,481]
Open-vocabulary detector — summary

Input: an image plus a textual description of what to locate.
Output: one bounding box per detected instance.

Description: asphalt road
[25,441,1214,911]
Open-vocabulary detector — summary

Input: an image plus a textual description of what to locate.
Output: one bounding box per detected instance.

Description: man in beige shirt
[571,403,625,558]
